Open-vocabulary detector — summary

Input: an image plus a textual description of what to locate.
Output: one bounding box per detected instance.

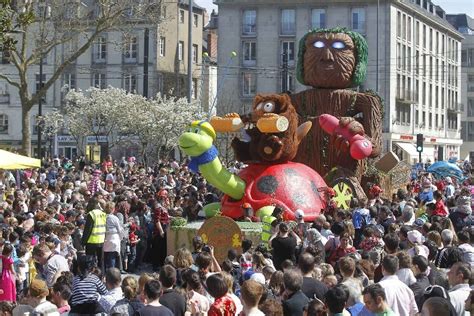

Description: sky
[433,0,474,17]
[195,0,474,17]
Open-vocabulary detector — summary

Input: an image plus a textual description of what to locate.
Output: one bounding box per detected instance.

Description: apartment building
[0,0,209,158]
[215,0,463,164]
[448,14,474,161]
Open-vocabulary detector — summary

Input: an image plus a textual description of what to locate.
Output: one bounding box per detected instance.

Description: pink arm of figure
[318,114,373,160]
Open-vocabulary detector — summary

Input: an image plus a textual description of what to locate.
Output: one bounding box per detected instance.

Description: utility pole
[376,0,379,92]
[143,28,149,98]
[37,56,43,159]
[187,0,193,102]
[282,50,288,93]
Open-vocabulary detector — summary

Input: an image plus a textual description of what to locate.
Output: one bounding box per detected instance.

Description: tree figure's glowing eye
[332,41,345,49]
[263,102,275,112]
[313,41,325,48]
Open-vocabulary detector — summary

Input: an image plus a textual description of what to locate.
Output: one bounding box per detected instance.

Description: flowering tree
[42,87,202,163]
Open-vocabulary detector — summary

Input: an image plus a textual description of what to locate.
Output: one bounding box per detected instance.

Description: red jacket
[433,200,448,217]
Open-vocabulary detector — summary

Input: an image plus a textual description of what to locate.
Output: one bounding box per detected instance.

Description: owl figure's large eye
[313,41,325,48]
[332,41,346,49]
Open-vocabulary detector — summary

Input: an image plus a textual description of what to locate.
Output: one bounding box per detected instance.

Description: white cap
[295,209,304,219]
[250,273,266,285]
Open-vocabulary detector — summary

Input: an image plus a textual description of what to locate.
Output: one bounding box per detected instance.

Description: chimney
[207,32,218,59]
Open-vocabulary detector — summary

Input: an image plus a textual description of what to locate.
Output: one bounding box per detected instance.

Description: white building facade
[215,0,463,164]
[449,15,474,161]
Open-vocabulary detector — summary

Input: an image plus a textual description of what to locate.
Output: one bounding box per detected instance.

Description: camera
[202,245,211,253]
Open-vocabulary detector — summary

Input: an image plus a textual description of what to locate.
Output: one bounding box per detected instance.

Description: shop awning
[0,150,41,169]
[395,142,435,161]
[395,142,419,157]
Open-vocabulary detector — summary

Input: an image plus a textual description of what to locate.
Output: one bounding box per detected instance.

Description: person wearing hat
[418,179,434,203]
[242,203,259,222]
[449,196,473,232]
[294,209,308,241]
[407,230,429,259]
[17,279,59,316]
[444,177,455,198]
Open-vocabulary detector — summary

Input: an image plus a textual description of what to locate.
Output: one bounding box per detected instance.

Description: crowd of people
[0,154,472,316]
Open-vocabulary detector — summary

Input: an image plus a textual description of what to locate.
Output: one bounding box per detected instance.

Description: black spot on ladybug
[257,176,279,194]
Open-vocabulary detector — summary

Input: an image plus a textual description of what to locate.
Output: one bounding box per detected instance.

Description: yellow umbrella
[0,149,41,169]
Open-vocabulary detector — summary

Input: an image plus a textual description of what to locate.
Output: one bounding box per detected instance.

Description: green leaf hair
[296,27,368,88]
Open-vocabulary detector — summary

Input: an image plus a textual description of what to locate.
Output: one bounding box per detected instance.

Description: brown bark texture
[291,88,382,180]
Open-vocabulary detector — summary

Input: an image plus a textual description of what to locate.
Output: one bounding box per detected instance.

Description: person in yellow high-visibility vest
[82,199,107,268]
[261,206,284,248]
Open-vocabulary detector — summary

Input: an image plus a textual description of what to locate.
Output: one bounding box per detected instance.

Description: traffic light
[416,133,423,153]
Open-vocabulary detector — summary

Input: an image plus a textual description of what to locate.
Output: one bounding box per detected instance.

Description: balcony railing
[396,89,418,104]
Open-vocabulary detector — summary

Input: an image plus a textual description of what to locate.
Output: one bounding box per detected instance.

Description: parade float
[168,28,394,256]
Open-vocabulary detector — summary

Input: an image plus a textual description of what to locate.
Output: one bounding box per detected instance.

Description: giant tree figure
[291,27,383,206]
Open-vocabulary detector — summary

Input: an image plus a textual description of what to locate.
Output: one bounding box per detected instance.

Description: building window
[281,41,295,65]
[407,46,411,71]
[192,44,198,63]
[397,11,401,37]
[179,10,185,23]
[123,35,137,63]
[93,36,107,63]
[281,71,295,93]
[242,41,256,66]
[63,73,76,91]
[0,49,10,64]
[178,41,184,61]
[242,10,256,35]
[397,43,401,69]
[402,14,406,39]
[415,21,420,46]
[159,37,165,57]
[281,9,295,35]
[193,14,198,27]
[423,24,426,48]
[311,9,326,29]
[123,73,137,93]
[422,82,426,105]
[93,73,106,89]
[407,16,412,42]
[442,34,445,55]
[0,114,8,134]
[242,72,256,97]
[468,98,474,117]
[429,112,432,129]
[351,8,365,34]
[35,74,46,103]
[429,28,433,51]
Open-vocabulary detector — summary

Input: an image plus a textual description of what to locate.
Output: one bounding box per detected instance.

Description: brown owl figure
[231,93,312,164]
[292,27,383,181]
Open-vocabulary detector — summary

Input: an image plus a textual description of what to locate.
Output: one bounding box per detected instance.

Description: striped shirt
[70,274,108,306]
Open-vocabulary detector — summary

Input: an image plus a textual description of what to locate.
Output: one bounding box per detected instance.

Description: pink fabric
[0,256,16,302]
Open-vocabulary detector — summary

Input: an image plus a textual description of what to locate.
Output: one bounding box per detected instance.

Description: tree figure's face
[303,32,356,88]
